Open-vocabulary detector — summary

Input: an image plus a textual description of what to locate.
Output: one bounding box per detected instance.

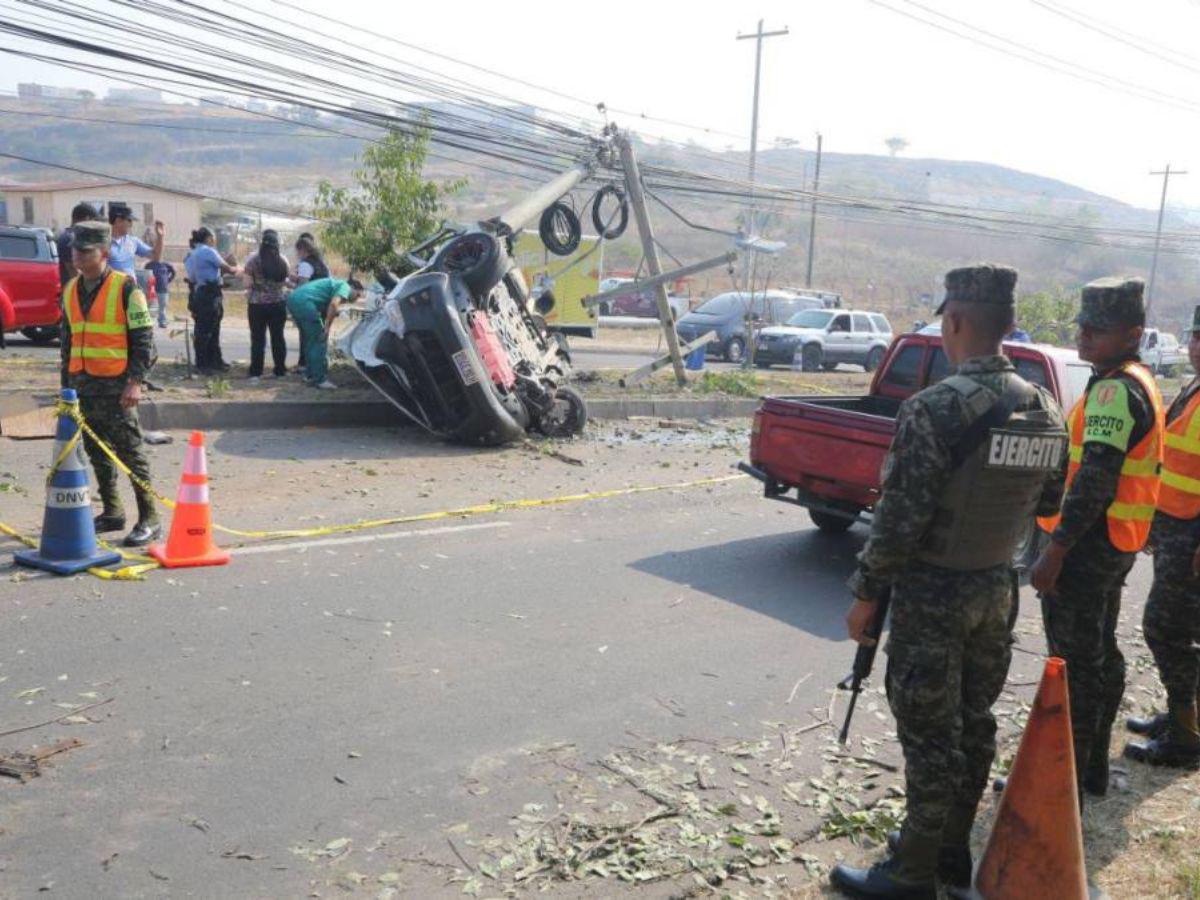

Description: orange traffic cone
[148,431,231,568]
[974,657,1087,899]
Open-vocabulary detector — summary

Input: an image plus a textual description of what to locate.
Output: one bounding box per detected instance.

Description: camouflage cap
[1077,277,1145,330]
[935,263,1018,314]
[70,221,111,250]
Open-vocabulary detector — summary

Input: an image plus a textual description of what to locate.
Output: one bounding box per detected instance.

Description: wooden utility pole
[618,133,688,384]
[737,20,788,234]
[805,132,823,288]
[1147,164,1186,318]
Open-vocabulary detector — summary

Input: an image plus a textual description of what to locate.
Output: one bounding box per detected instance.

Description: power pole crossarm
[1147,163,1186,319]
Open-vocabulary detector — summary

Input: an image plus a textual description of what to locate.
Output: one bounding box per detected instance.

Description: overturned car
[342,226,587,446]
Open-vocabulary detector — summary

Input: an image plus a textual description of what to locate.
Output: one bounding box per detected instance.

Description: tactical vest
[65,270,129,377]
[917,374,1068,570]
[1157,385,1200,520]
[1037,361,1164,551]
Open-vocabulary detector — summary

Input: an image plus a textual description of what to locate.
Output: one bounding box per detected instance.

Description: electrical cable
[589,185,628,240]
[538,202,582,256]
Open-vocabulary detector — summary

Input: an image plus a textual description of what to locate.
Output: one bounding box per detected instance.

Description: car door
[825,312,853,361]
[850,313,874,363]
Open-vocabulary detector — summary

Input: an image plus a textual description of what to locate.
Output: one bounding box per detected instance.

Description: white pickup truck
[1140,328,1187,376]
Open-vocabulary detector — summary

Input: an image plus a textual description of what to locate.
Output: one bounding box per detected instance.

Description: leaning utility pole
[1147,164,1187,318]
[805,132,823,288]
[737,19,788,234]
[618,133,688,385]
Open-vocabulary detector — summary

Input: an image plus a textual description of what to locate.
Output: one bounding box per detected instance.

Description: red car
[741,331,1092,566]
[0,225,62,344]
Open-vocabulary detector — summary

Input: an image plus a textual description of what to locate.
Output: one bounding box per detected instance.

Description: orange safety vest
[1157,385,1200,519]
[65,270,129,377]
[1037,361,1164,551]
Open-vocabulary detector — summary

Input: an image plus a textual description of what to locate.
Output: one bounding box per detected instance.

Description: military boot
[1126,710,1170,738]
[123,493,162,548]
[93,509,126,534]
[1083,736,1111,797]
[1124,702,1200,769]
[831,826,938,899]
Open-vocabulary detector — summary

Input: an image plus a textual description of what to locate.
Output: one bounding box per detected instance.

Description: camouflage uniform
[59,223,159,531]
[834,265,1066,899]
[1145,503,1200,705]
[1041,278,1160,794]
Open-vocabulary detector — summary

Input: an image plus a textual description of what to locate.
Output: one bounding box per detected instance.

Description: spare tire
[433,232,508,296]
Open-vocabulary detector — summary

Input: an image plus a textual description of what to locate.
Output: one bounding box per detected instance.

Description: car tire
[864,346,885,372]
[535,386,588,437]
[800,343,822,372]
[821,361,838,372]
[598,301,612,317]
[21,325,60,345]
[725,337,746,364]
[810,509,856,534]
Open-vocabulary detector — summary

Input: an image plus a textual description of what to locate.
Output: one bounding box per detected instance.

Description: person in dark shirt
[59,221,161,547]
[57,202,98,286]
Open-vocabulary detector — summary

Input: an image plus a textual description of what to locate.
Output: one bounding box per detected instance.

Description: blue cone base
[14,546,122,575]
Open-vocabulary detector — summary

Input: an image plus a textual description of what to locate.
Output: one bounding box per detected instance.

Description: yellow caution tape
[5,400,749,579]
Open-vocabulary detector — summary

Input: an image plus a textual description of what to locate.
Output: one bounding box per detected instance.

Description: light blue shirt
[190,244,224,285]
[108,234,152,274]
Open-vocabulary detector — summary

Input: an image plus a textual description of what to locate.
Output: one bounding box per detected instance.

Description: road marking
[233,520,511,556]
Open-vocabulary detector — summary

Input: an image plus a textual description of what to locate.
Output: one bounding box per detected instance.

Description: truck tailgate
[752,395,898,500]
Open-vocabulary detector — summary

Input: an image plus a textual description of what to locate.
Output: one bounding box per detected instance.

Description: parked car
[754,308,893,371]
[1140,328,1186,375]
[0,225,62,344]
[596,277,688,319]
[675,290,822,363]
[740,331,1091,567]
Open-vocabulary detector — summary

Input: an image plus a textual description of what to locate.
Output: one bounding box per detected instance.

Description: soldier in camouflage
[59,221,162,547]
[1124,304,1200,769]
[1031,277,1165,797]
[832,265,1067,900]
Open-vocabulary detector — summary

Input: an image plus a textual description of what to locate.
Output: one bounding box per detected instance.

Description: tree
[884,136,909,157]
[313,126,462,276]
[1018,288,1077,346]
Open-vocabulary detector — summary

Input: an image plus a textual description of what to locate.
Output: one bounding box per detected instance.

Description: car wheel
[535,386,588,437]
[800,343,822,372]
[725,337,746,364]
[21,325,60,345]
[864,346,885,372]
[822,361,838,371]
[810,509,856,534]
[598,301,612,317]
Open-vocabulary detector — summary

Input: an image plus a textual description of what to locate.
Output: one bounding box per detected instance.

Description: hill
[1,98,1194,329]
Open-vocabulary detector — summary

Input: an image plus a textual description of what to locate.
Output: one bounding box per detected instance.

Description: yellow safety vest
[65,270,129,377]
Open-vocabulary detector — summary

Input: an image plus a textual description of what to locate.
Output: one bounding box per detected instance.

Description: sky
[4,0,1200,211]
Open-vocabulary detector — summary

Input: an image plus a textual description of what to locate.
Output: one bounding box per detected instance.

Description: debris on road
[0,737,84,781]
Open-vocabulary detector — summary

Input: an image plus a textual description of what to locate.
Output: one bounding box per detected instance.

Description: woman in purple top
[243,230,290,379]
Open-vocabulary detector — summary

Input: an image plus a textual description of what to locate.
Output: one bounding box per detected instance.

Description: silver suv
[754,308,894,372]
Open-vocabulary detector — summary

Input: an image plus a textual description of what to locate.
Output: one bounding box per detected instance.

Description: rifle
[837,586,892,745]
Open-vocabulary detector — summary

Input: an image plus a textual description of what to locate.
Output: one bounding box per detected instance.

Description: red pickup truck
[741,331,1092,565]
[0,225,62,344]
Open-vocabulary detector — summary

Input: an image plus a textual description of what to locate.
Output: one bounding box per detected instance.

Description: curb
[135,397,759,430]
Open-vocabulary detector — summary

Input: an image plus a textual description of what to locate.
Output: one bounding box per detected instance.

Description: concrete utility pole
[1147,164,1187,318]
[737,19,788,233]
[805,132,823,288]
[618,133,688,385]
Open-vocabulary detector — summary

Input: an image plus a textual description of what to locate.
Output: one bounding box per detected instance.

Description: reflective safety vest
[1037,361,1164,551]
[1157,385,1200,519]
[65,270,129,377]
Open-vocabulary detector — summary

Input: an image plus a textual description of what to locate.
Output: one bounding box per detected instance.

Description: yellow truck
[512,230,599,337]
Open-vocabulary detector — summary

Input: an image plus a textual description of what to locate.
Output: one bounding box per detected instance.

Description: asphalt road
[0,425,1157,898]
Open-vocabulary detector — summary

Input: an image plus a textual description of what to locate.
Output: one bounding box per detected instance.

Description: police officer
[1123,305,1200,768]
[833,265,1067,899]
[1032,277,1165,797]
[59,222,162,547]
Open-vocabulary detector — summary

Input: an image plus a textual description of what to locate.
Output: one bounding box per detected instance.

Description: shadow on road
[630,524,869,641]
[208,426,503,462]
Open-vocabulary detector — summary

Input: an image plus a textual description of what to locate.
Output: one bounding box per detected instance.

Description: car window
[1064,363,1093,408]
[772,297,818,321]
[830,314,851,332]
[0,234,39,260]
[787,309,835,329]
[695,294,738,316]
[852,313,872,332]
[870,314,891,333]
[881,344,923,389]
[929,347,953,384]
[1012,356,1049,389]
